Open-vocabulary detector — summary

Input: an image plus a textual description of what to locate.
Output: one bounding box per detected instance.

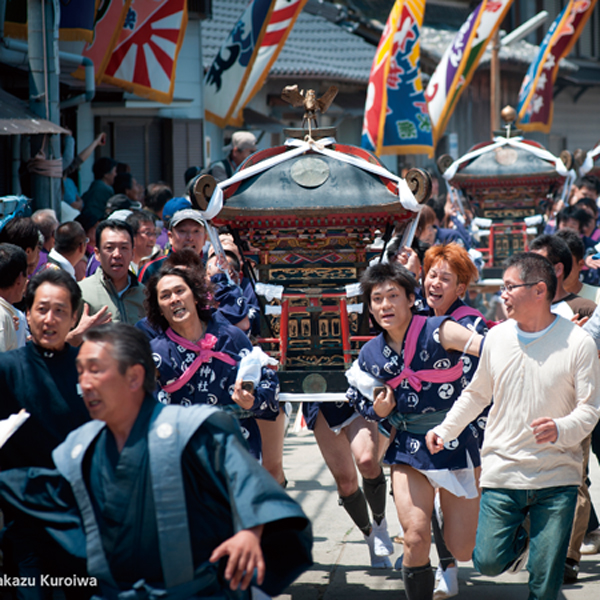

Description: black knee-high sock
[402,563,434,600]
[363,470,387,525]
[339,489,371,535]
[431,512,455,571]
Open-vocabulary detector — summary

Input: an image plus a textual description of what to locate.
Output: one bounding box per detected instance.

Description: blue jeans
[473,486,578,600]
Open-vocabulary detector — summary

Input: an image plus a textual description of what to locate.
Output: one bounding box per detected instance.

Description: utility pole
[28,0,61,216]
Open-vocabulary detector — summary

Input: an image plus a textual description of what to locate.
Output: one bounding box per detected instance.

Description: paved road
[275,423,600,599]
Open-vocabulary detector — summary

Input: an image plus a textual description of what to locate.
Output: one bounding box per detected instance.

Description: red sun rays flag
[73,0,133,83]
[361,0,432,156]
[517,0,598,132]
[101,0,189,104]
[227,0,308,126]
[205,0,306,127]
[425,0,514,146]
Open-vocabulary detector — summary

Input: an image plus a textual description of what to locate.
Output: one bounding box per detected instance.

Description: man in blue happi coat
[0,324,312,599]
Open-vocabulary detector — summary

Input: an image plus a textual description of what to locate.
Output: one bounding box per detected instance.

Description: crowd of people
[0,139,600,600]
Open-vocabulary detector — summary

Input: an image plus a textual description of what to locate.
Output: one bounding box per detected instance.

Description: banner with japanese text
[425,0,514,146]
[101,0,189,104]
[361,0,432,156]
[517,0,598,132]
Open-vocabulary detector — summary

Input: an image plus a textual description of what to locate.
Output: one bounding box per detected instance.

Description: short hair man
[32,208,59,272]
[0,243,28,352]
[0,216,43,276]
[79,220,146,324]
[144,181,173,220]
[0,323,313,597]
[530,234,596,319]
[209,131,257,183]
[570,175,600,205]
[556,206,593,235]
[139,208,206,284]
[427,252,600,600]
[556,228,600,304]
[0,268,91,595]
[44,221,88,279]
[126,210,158,274]
[114,172,142,204]
[81,157,118,221]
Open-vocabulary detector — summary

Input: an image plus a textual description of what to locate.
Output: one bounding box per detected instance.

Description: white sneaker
[580,529,600,555]
[372,518,394,556]
[365,529,393,569]
[433,564,459,599]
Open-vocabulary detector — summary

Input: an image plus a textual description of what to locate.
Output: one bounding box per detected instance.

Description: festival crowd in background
[0,131,600,600]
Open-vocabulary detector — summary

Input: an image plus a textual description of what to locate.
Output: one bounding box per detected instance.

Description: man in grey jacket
[78,220,146,325]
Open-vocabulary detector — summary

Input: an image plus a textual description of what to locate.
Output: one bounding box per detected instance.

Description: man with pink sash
[347,262,483,600]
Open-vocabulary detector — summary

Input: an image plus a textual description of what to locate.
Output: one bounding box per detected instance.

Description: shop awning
[0,88,68,135]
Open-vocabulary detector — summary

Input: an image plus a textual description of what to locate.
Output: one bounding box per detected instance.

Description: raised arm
[439,319,483,357]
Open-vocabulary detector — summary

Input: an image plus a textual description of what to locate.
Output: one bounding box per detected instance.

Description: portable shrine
[438,106,573,278]
[194,87,430,394]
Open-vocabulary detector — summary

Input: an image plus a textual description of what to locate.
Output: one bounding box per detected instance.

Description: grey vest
[52,402,220,591]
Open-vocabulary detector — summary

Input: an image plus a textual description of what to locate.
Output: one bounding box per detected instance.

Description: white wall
[551,87,600,153]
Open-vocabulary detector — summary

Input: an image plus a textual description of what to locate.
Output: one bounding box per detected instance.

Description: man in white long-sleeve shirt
[426,252,600,600]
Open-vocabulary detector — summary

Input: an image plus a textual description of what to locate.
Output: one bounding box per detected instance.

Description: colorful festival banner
[4,0,98,42]
[227,0,308,126]
[361,0,432,156]
[101,0,189,104]
[74,0,133,83]
[204,0,278,127]
[425,0,513,146]
[517,0,598,132]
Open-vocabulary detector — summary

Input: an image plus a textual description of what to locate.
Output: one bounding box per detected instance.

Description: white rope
[255,282,284,301]
[200,136,422,221]
[580,144,600,176]
[345,282,362,297]
[442,136,570,181]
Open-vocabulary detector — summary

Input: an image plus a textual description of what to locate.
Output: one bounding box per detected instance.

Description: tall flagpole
[494,11,548,135]
[490,30,501,135]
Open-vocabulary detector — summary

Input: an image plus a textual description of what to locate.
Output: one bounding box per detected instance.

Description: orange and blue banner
[101,0,189,104]
[205,0,306,127]
[517,0,598,132]
[75,0,133,83]
[361,0,432,156]
[4,0,98,42]
[426,0,513,146]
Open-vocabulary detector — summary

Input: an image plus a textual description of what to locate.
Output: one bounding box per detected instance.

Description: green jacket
[78,268,146,325]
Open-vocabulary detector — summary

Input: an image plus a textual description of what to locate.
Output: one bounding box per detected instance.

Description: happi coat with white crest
[348,315,481,471]
[150,317,279,459]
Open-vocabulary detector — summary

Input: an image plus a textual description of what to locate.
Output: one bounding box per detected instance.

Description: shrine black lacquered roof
[215,144,414,228]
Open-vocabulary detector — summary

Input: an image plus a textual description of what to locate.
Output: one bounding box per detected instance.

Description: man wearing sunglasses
[426,252,600,600]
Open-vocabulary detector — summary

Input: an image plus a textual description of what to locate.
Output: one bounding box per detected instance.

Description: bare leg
[313,411,360,498]
[345,416,382,480]
[256,408,287,485]
[391,464,435,567]
[438,466,481,562]
[313,412,392,567]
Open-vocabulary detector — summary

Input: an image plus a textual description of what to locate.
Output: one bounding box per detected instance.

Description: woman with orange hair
[421,243,488,598]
